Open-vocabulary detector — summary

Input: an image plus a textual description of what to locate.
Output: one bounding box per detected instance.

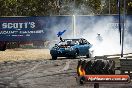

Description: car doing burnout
[50,38,92,60]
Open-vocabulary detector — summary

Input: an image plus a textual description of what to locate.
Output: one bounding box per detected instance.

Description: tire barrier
[77,59,115,76]
[0,43,6,51]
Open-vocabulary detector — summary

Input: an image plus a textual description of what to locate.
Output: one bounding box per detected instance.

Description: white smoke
[76,16,132,56]
[45,1,132,56]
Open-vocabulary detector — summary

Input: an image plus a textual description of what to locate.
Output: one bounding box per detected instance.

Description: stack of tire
[77,59,115,76]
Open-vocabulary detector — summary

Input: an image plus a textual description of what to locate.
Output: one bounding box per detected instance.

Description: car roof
[63,38,85,41]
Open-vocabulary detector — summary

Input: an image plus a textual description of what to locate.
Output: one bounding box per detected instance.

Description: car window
[67,40,76,45]
[75,41,79,45]
[59,40,76,46]
[79,39,83,45]
[83,39,90,44]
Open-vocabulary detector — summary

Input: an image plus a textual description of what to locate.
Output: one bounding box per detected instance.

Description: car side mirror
[55,44,58,47]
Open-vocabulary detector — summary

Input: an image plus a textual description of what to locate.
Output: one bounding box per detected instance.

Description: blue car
[50,38,92,60]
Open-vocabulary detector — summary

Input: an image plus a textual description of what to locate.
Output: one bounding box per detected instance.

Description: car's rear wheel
[51,56,57,60]
[86,50,91,58]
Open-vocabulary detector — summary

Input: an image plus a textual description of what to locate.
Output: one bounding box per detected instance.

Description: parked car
[50,38,92,60]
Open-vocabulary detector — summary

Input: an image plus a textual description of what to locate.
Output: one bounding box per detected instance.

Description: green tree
[126,0,132,14]
[0,0,131,16]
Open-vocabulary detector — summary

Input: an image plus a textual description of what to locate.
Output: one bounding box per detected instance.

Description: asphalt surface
[0,58,132,88]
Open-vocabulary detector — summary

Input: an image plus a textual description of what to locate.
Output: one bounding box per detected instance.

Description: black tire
[84,60,95,74]
[108,60,115,74]
[76,76,86,85]
[92,60,104,74]
[73,49,79,58]
[77,59,115,75]
[51,56,57,60]
[86,50,91,58]
[79,76,86,85]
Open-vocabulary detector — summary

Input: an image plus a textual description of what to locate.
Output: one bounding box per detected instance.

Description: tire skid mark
[18,60,72,81]
[19,71,76,80]
[0,65,33,78]
[2,61,44,87]
[4,59,71,87]
[0,59,72,88]
[56,60,71,72]
[12,62,42,80]
[23,60,71,79]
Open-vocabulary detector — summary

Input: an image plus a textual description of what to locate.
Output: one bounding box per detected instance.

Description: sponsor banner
[0,16,72,41]
[83,75,130,83]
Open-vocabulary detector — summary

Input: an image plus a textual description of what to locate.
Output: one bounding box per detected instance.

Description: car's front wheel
[73,49,79,58]
[51,56,57,60]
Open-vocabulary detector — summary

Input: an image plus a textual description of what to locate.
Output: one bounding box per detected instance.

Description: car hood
[52,45,74,49]
[58,45,74,48]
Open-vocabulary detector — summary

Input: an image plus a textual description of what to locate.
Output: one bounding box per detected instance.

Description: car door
[82,39,90,55]
[78,39,87,55]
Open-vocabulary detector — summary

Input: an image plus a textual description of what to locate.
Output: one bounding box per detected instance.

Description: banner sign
[0,16,72,41]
